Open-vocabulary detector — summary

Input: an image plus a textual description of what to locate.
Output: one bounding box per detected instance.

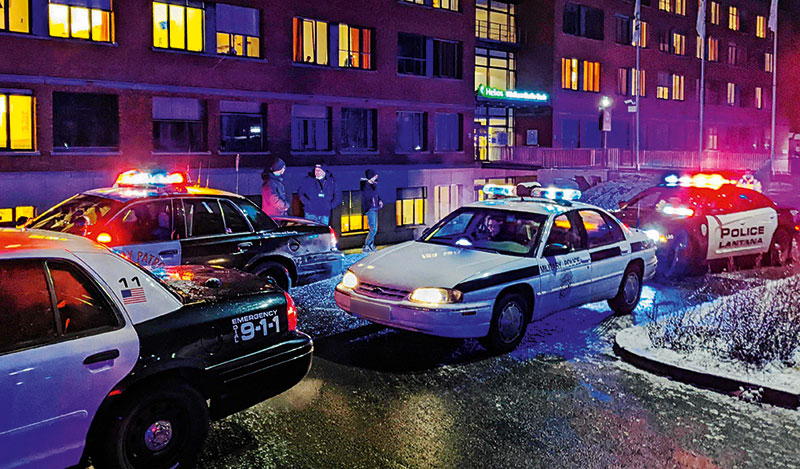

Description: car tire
[767,229,792,266]
[252,261,292,291]
[658,230,696,279]
[94,381,209,469]
[480,292,529,354]
[608,264,643,315]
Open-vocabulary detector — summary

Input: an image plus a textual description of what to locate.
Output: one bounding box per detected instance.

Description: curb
[613,336,800,409]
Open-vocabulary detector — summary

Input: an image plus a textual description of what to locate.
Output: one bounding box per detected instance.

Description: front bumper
[206,331,313,420]
[334,286,493,339]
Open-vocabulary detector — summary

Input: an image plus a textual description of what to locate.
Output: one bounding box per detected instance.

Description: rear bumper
[297,251,346,286]
[207,331,313,420]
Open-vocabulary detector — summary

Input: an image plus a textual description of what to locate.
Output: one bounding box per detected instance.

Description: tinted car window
[545,213,583,253]
[48,261,118,335]
[185,199,226,237]
[626,189,664,209]
[235,198,277,232]
[428,211,474,239]
[115,200,175,244]
[579,210,624,248]
[0,260,57,353]
[29,194,121,234]
[221,200,251,234]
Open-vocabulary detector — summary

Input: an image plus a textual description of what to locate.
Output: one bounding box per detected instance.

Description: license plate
[231,310,280,343]
[351,298,391,321]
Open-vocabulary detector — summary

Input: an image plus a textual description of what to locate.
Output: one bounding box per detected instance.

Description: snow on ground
[580,172,660,210]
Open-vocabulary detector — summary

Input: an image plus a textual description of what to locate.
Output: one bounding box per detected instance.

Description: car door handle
[237,242,253,251]
[159,249,178,257]
[84,349,120,365]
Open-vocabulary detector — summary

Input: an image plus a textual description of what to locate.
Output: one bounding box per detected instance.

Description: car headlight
[341,271,358,289]
[409,287,463,304]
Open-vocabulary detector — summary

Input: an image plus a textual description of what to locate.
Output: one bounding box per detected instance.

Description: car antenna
[206,162,211,187]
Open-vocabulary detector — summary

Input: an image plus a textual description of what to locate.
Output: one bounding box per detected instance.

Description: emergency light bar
[482,184,516,198]
[663,173,734,190]
[534,187,582,201]
[115,170,188,187]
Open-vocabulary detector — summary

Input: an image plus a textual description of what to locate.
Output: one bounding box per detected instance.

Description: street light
[599,96,612,149]
[599,96,613,110]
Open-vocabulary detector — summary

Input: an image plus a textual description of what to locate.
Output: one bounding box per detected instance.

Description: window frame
[1,0,31,34]
[476,0,516,43]
[475,47,516,91]
[399,0,459,12]
[291,105,331,152]
[396,187,427,227]
[292,17,329,66]
[338,23,374,70]
[220,108,267,153]
[340,190,368,235]
[395,111,427,153]
[53,91,119,151]
[152,1,205,52]
[48,2,114,43]
[432,38,463,79]
[341,107,377,152]
[0,92,35,152]
[577,210,625,249]
[398,32,427,76]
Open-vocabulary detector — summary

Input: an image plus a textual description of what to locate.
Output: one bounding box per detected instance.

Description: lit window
[765,52,773,72]
[671,74,685,101]
[632,68,646,97]
[674,0,686,15]
[755,87,763,109]
[756,15,766,38]
[293,17,328,65]
[727,82,737,106]
[340,191,368,235]
[710,2,720,24]
[400,0,459,12]
[582,61,600,92]
[475,48,515,91]
[728,6,739,31]
[658,0,671,13]
[657,73,670,100]
[0,92,34,151]
[49,2,112,42]
[1,0,29,33]
[561,57,579,90]
[632,20,648,47]
[672,32,686,55]
[707,127,718,150]
[696,35,704,58]
[708,37,719,61]
[153,1,204,52]
[396,187,427,227]
[476,0,516,43]
[616,68,645,98]
[434,184,460,222]
[339,24,373,69]
[215,4,259,58]
[0,205,34,223]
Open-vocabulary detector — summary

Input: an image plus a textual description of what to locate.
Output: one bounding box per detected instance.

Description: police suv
[616,173,799,277]
[0,228,312,468]
[335,185,657,353]
[24,170,345,291]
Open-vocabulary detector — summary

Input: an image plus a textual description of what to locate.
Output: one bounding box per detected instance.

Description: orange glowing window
[293,17,328,65]
[582,61,600,92]
[561,58,578,90]
[338,24,373,70]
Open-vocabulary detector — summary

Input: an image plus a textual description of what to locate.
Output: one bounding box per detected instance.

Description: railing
[475,20,517,44]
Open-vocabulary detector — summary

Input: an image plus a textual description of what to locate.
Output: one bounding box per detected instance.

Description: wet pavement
[197,255,800,468]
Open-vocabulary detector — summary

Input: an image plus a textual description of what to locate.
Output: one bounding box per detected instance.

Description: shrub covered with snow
[580,172,660,210]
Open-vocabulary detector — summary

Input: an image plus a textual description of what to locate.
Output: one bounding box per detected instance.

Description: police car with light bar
[0,228,312,468]
[335,184,657,353]
[616,173,800,278]
[24,169,345,290]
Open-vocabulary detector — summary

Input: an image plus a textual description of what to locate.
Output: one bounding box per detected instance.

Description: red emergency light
[114,170,188,188]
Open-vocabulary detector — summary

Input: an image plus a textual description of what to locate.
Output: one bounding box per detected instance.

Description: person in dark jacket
[360,169,382,252]
[262,158,289,217]
[298,164,340,225]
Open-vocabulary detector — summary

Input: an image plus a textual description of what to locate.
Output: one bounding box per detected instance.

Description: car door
[180,198,262,270]
[537,211,592,315]
[110,199,183,267]
[577,210,630,302]
[0,259,138,469]
[706,187,778,259]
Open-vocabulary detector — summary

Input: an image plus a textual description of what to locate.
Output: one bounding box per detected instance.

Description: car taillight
[329,226,338,249]
[284,291,297,332]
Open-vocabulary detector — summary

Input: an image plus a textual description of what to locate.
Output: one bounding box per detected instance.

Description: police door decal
[706,207,778,259]
[114,240,182,267]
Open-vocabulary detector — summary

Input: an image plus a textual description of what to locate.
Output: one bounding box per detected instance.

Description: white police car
[0,228,312,468]
[335,185,657,353]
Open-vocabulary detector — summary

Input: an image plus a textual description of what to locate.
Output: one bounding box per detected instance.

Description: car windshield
[420,208,546,256]
[28,194,122,234]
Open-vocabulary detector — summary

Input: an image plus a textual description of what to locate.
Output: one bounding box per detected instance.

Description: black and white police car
[616,173,800,277]
[335,185,657,353]
[24,170,345,290]
[0,228,312,468]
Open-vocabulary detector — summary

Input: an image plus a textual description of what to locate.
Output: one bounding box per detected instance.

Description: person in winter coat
[298,164,340,225]
[262,158,289,217]
[360,169,382,252]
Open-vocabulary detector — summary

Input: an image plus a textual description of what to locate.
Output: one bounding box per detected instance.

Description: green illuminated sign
[477,84,548,102]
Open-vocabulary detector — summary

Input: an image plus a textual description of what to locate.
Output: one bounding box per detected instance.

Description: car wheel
[480,292,529,354]
[252,261,291,291]
[658,230,695,279]
[608,263,643,315]
[94,381,209,469]
[768,229,791,266]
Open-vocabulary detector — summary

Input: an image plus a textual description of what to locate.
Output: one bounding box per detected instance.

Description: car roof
[0,228,108,258]
[84,185,241,203]
[464,198,602,216]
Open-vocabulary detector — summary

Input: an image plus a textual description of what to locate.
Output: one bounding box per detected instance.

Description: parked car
[24,169,345,290]
[335,186,657,353]
[0,228,312,468]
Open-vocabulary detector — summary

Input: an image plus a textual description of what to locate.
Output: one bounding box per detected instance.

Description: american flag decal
[121,287,147,305]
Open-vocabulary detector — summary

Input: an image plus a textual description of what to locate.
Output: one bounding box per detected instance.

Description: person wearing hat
[262,157,289,216]
[298,163,340,225]
[360,169,382,252]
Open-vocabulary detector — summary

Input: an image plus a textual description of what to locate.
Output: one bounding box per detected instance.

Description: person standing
[361,169,382,252]
[262,157,289,217]
[298,163,339,225]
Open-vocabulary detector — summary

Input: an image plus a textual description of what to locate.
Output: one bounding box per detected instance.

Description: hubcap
[144,420,173,452]
[623,273,639,305]
[498,302,524,343]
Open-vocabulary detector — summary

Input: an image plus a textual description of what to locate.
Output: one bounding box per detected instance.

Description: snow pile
[580,173,660,210]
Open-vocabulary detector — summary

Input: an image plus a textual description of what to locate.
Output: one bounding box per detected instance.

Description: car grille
[355,281,411,300]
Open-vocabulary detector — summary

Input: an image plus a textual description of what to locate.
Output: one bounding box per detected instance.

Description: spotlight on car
[341,270,359,289]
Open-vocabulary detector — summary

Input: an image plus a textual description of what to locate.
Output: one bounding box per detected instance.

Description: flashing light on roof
[114,170,188,188]
[534,187,582,201]
[662,204,695,217]
[663,173,734,190]
[96,232,112,244]
[482,184,516,198]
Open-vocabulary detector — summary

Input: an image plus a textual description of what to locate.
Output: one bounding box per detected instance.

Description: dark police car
[616,173,799,277]
[0,228,312,468]
[24,170,345,290]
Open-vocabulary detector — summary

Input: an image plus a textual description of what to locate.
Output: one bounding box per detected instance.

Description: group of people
[261,158,382,253]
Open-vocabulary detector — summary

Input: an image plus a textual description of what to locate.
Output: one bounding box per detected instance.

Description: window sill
[151,151,212,156]
[341,230,368,236]
[0,151,40,157]
[52,149,120,156]
[395,151,432,155]
[152,47,266,62]
[339,150,379,155]
[218,151,271,156]
[433,150,464,154]
[214,54,267,63]
[290,150,336,156]
[292,62,332,69]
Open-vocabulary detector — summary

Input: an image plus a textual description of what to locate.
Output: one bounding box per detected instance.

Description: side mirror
[543,243,570,257]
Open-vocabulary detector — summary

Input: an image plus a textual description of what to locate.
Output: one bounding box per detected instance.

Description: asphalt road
[197,256,800,469]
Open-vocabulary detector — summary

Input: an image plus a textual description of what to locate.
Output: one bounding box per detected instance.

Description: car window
[579,210,624,248]
[545,213,583,254]
[47,261,118,335]
[185,199,226,237]
[221,200,251,234]
[115,200,175,244]
[0,260,57,354]
[470,211,544,255]
[428,211,474,239]
[234,198,278,232]
[626,189,663,209]
[29,194,121,234]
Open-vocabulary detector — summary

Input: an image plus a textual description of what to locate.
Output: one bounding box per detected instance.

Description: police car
[334,185,657,353]
[24,170,345,291]
[616,173,800,278]
[0,228,312,468]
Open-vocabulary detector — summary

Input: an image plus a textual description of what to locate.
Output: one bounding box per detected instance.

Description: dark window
[184,199,226,237]
[434,112,461,151]
[615,15,632,44]
[398,33,426,75]
[291,105,330,151]
[563,3,604,40]
[433,39,462,79]
[235,198,277,231]
[152,97,206,153]
[341,108,377,151]
[53,92,119,149]
[114,200,177,244]
[396,111,426,153]
[0,260,56,353]
[48,261,117,335]
[220,200,251,233]
[220,102,266,153]
[579,210,624,248]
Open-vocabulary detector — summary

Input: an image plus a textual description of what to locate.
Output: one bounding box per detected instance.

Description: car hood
[152,264,280,304]
[348,241,521,291]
